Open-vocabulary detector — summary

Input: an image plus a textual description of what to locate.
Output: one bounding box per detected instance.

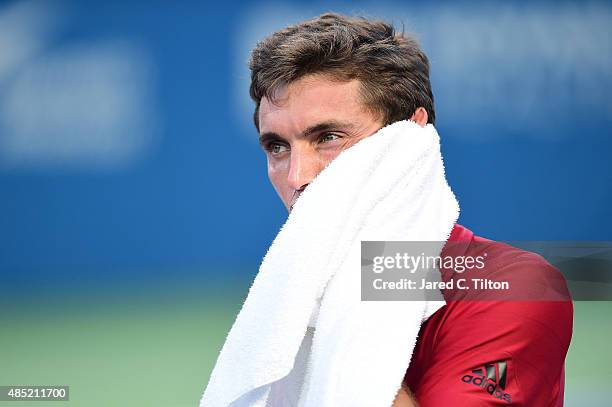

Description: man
[249,13,573,406]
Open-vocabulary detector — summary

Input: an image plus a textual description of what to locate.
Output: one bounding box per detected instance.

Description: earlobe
[410,107,428,127]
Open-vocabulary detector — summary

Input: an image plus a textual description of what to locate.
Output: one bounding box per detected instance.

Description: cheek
[267,159,289,195]
[321,149,341,164]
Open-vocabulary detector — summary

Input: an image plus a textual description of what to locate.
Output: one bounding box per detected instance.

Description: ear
[410,107,428,127]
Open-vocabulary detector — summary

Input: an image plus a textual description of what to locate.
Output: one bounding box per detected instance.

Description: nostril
[290,185,308,210]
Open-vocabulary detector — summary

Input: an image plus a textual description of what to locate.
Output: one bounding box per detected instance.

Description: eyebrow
[258,120,356,146]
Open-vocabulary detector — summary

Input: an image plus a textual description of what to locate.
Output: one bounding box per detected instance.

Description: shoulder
[441,226,572,303]
[437,229,574,351]
[404,227,574,405]
[473,236,571,302]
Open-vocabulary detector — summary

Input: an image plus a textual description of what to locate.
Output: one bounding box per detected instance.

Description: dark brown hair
[249,12,435,130]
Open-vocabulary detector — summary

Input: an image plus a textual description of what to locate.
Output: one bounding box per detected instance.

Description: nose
[287,146,322,192]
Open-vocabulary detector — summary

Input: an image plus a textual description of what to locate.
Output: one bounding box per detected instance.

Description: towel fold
[199,120,460,407]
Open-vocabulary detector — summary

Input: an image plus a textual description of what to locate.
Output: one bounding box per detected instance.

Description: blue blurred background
[0,0,610,406]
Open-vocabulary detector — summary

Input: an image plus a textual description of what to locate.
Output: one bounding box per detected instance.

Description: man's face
[258,75,384,212]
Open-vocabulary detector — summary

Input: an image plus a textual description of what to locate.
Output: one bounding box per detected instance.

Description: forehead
[258,76,372,135]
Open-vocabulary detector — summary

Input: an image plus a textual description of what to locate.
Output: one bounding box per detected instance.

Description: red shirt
[404,224,573,406]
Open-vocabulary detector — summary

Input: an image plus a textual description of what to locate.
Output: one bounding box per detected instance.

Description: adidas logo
[460,360,512,403]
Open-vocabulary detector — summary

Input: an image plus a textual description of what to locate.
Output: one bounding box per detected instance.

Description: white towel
[199,120,460,407]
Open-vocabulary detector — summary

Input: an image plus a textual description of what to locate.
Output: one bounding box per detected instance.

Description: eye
[267,142,289,155]
[320,133,340,143]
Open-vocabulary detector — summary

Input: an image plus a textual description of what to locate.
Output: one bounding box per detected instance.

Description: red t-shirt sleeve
[406,299,573,406]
